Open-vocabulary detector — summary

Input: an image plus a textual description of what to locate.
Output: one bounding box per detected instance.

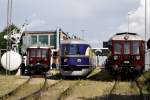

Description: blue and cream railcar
[60,39,94,76]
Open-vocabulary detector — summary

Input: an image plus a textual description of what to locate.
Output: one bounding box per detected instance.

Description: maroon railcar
[105,32,145,77]
[24,45,51,75]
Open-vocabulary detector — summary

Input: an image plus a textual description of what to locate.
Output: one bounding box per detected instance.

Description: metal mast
[145,0,147,47]
[6,0,13,75]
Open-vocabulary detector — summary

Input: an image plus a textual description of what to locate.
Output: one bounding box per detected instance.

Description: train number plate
[124,61,129,63]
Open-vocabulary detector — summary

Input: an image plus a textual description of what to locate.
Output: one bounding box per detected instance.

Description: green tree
[0,24,19,49]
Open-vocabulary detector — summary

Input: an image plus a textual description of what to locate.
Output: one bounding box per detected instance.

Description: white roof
[109,32,144,41]
[61,39,90,45]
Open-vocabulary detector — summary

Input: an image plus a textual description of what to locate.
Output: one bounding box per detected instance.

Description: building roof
[24,30,56,34]
[24,30,69,37]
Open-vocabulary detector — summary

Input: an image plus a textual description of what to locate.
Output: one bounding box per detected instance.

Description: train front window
[37,49,42,57]
[42,49,48,57]
[30,49,48,57]
[132,42,139,54]
[61,44,88,56]
[114,42,121,54]
[30,49,36,57]
[124,42,130,54]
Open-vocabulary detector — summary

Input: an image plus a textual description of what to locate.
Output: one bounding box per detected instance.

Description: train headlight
[64,59,68,62]
[77,59,82,62]
[114,56,118,60]
[30,58,33,61]
[44,58,47,61]
[113,65,118,70]
[136,56,140,60]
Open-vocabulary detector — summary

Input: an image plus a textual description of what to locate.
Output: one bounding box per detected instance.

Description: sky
[0,0,149,47]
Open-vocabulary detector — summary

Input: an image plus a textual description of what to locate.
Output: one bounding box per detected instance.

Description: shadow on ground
[46,69,114,81]
[87,69,114,82]
[78,94,150,100]
[46,72,83,80]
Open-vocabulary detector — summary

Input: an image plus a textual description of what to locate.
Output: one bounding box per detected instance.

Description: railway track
[106,79,147,100]
[106,81,118,100]
[57,69,102,100]
[5,76,47,100]
[40,79,79,100]
[40,70,96,100]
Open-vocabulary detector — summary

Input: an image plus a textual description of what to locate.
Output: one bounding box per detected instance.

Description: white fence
[145,49,150,71]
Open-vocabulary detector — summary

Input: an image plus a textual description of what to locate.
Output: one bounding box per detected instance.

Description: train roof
[109,32,144,41]
[28,44,51,49]
[61,39,90,45]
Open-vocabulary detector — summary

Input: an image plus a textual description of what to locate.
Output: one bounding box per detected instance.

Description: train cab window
[124,42,130,54]
[132,42,139,54]
[61,44,88,56]
[37,49,42,57]
[42,49,48,57]
[30,49,36,57]
[114,42,121,54]
[61,45,76,55]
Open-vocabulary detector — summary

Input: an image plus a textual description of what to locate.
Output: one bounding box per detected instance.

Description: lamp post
[145,0,147,72]
[6,0,13,75]
[145,0,147,48]
[127,10,135,33]
[128,13,130,33]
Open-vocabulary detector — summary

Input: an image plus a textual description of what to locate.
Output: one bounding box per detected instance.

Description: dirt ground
[40,69,150,100]
[0,75,29,97]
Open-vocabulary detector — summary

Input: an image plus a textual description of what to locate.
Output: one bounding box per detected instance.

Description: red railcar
[105,32,145,78]
[22,45,51,75]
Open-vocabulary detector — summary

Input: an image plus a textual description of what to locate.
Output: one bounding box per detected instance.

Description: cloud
[117,0,150,39]
[27,19,46,30]
[0,0,141,47]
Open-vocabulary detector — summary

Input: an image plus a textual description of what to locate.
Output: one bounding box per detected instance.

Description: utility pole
[145,0,147,72]
[145,0,147,48]
[128,13,130,33]
[6,0,13,75]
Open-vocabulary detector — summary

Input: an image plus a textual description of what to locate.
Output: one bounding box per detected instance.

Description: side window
[39,35,48,45]
[132,42,139,54]
[114,42,121,54]
[31,36,37,44]
[50,35,56,47]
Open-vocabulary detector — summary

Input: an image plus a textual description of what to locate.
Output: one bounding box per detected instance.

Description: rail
[20,77,47,100]
[0,76,31,100]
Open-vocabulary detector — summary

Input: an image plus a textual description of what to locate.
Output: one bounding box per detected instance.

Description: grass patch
[0,75,29,97]
[137,71,150,94]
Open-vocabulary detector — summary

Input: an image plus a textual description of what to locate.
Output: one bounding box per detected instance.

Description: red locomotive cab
[25,45,51,75]
[112,41,144,68]
[105,32,145,78]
